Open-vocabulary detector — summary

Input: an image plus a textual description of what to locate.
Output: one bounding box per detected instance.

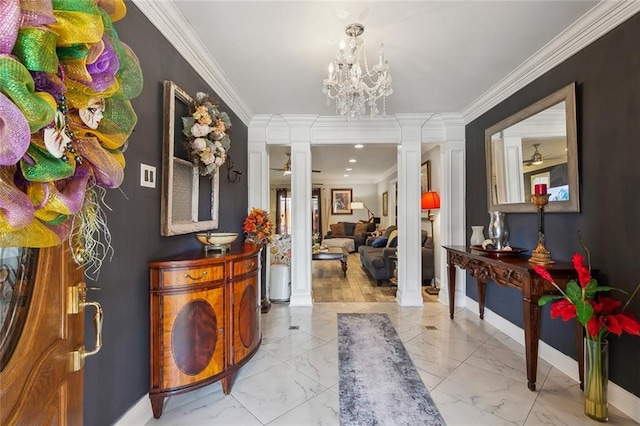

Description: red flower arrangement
[535,253,640,340]
[242,208,274,245]
[535,241,640,421]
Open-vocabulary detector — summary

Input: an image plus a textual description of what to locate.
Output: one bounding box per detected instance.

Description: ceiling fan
[523,144,545,166]
[270,153,321,174]
[522,143,567,167]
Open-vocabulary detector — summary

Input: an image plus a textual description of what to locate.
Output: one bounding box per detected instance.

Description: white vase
[470,226,485,246]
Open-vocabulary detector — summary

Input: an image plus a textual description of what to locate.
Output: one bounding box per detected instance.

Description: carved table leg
[447,262,456,319]
[477,280,487,320]
[340,257,348,277]
[523,296,541,391]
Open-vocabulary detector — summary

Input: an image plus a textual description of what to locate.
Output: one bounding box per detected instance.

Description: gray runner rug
[338,313,446,425]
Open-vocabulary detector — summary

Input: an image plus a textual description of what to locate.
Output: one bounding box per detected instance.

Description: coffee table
[312,246,348,277]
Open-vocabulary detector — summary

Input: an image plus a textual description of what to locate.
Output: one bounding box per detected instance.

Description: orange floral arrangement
[242,208,274,245]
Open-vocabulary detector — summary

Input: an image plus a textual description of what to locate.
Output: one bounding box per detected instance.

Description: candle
[534,184,547,195]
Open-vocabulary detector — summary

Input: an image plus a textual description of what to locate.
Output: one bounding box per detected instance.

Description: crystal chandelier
[322,23,393,120]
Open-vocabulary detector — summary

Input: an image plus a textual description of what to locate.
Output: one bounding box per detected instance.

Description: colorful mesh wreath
[0,0,142,278]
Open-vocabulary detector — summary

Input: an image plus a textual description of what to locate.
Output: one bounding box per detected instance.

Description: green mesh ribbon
[20,142,75,182]
[13,27,59,73]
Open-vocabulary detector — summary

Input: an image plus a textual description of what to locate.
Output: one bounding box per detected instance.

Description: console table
[443,245,583,391]
[148,244,262,418]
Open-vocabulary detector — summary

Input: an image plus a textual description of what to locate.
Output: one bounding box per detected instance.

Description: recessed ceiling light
[354,144,364,149]
[344,174,349,177]
[349,159,357,163]
[346,168,352,171]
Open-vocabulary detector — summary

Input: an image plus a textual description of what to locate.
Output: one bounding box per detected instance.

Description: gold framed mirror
[485,82,579,213]
[161,80,219,236]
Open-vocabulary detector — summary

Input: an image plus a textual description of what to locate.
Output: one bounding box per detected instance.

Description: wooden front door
[0,245,90,425]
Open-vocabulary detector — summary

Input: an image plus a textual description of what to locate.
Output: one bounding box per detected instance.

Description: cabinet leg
[221,374,235,394]
[150,395,164,419]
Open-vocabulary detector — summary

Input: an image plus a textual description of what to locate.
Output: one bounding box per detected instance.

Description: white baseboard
[465,296,640,424]
[114,395,152,426]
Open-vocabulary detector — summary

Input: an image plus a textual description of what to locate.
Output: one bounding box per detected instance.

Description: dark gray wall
[82,4,248,425]
[466,14,640,397]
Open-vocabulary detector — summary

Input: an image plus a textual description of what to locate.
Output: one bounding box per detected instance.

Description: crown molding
[132,0,253,125]
[462,1,640,124]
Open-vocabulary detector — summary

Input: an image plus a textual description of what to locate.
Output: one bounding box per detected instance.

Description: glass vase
[584,339,608,422]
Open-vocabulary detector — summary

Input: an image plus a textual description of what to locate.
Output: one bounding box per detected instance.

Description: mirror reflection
[485,83,579,213]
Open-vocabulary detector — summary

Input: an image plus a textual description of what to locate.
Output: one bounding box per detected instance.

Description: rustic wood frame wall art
[161,80,220,236]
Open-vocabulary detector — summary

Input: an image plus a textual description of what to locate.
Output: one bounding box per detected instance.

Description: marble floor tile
[284,341,339,388]
[464,333,553,385]
[260,329,327,361]
[230,363,326,424]
[267,389,339,426]
[147,391,261,426]
[142,302,638,426]
[429,389,518,426]
[435,362,540,424]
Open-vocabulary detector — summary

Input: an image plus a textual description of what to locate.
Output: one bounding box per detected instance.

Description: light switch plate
[140,164,156,188]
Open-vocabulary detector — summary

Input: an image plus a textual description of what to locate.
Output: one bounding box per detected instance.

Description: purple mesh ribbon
[18,0,56,27]
[85,37,119,92]
[31,70,66,100]
[0,172,35,229]
[0,0,20,54]
[53,164,92,215]
[0,92,30,165]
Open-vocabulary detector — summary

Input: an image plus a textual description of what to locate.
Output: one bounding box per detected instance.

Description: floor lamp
[421,191,440,295]
[350,201,375,222]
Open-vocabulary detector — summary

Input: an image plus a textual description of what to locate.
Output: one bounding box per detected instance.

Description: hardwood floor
[311,252,436,303]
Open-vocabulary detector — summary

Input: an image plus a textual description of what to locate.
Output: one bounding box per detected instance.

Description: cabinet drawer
[233,256,258,276]
[161,265,224,287]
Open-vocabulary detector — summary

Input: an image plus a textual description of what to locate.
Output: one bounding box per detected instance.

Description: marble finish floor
[146,302,636,426]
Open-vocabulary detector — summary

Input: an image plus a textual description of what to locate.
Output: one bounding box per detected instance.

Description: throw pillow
[371,236,388,248]
[386,230,398,247]
[354,222,369,236]
[388,236,398,248]
[344,222,356,235]
[330,222,345,235]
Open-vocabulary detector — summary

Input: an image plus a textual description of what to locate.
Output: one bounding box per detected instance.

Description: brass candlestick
[529,194,554,265]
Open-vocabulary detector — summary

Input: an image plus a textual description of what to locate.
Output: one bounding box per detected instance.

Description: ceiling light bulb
[344,174,349,177]
[349,159,356,163]
[354,144,364,149]
[346,168,352,171]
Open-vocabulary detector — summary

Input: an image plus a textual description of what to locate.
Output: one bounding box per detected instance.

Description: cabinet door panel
[232,277,260,363]
[161,287,225,389]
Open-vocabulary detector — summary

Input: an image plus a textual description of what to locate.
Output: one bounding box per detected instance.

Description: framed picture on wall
[331,188,352,215]
[382,191,388,216]
[421,160,432,193]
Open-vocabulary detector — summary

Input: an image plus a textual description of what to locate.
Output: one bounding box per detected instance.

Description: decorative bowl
[196,232,238,246]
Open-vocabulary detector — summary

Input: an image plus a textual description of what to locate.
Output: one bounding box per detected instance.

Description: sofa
[324,221,376,251]
[358,227,435,286]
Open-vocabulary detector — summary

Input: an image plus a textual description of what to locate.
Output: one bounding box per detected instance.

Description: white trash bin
[270,264,291,302]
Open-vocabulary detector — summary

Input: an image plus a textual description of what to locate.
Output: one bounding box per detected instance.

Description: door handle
[68,282,103,372]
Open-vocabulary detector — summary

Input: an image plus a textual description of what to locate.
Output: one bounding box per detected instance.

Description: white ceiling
[135,1,628,182]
